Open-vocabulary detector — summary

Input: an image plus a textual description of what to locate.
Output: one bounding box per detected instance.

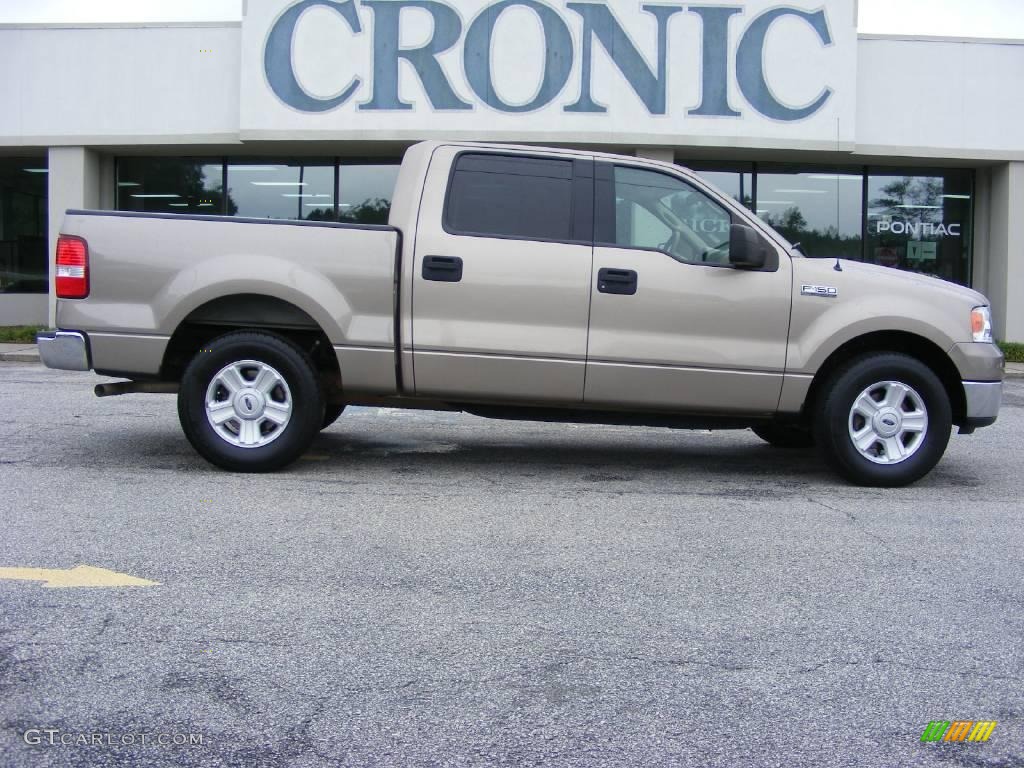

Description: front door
[411,147,595,403]
[584,163,792,415]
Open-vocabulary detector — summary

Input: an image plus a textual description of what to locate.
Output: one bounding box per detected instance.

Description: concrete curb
[0,345,40,363]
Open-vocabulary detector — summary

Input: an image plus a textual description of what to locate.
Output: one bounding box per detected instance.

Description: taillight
[55,235,89,299]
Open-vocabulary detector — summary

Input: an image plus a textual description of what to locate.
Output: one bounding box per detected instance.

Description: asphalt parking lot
[1,362,1022,768]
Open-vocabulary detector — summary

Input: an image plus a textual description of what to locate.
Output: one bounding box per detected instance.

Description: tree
[340,197,391,225]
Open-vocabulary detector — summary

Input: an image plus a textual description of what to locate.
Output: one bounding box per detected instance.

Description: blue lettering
[687,6,742,117]
[564,3,682,115]
[736,7,833,121]
[264,0,362,112]
[464,0,573,113]
[360,0,470,110]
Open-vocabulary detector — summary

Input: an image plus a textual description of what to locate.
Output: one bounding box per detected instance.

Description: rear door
[584,162,792,414]
[411,147,595,402]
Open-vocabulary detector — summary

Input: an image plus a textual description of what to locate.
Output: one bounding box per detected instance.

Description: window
[445,153,574,241]
[866,169,972,285]
[117,158,403,224]
[684,161,754,210]
[227,160,334,221]
[609,166,733,265]
[755,167,863,261]
[338,164,400,224]
[0,158,48,294]
[117,158,227,214]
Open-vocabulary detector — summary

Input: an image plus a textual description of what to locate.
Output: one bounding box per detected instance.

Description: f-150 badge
[801,284,838,298]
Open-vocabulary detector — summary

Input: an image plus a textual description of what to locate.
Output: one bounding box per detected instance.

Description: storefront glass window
[112,157,975,288]
[684,162,754,210]
[227,161,334,220]
[338,164,401,224]
[0,158,48,294]
[865,169,972,285]
[117,158,226,215]
[755,167,863,261]
[117,158,404,224]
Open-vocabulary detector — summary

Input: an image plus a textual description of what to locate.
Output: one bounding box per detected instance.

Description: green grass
[0,326,44,344]
[999,341,1024,363]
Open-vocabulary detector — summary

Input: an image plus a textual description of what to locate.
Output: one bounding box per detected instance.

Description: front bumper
[36,330,91,371]
[961,380,1002,430]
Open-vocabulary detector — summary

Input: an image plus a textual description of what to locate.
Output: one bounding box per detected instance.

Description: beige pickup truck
[38,141,1003,486]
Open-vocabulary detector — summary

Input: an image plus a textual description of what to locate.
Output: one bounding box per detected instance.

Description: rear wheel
[177,331,324,472]
[752,423,814,449]
[813,352,951,487]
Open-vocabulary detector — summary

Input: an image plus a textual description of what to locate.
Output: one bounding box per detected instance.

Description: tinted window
[117,158,404,223]
[611,167,733,265]
[866,169,972,285]
[755,167,863,260]
[117,158,228,215]
[0,158,48,294]
[338,164,400,224]
[684,161,754,210]
[445,154,574,240]
[227,161,334,221]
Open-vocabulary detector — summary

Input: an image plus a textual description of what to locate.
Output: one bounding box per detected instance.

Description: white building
[1,0,1022,341]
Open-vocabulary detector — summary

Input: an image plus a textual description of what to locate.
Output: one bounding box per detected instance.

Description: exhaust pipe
[94,381,179,398]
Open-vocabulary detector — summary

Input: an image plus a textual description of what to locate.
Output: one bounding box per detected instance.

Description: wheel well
[803,331,966,425]
[160,295,341,395]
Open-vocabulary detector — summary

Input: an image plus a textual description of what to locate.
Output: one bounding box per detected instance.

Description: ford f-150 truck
[38,141,1004,486]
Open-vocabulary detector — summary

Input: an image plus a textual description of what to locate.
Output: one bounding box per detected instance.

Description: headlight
[971,306,993,342]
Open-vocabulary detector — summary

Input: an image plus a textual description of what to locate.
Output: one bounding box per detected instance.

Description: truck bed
[56,210,401,390]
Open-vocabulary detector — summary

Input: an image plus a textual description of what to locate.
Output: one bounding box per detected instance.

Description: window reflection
[866,170,972,285]
[116,158,228,215]
[0,158,48,293]
[613,166,733,265]
[338,164,400,224]
[227,161,334,221]
[116,157,404,226]
[755,168,863,260]
[684,162,754,210]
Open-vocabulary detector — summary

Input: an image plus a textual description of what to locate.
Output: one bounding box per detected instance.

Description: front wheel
[177,331,324,472]
[813,352,951,487]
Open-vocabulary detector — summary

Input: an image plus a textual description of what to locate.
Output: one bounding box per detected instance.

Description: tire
[752,423,814,449]
[321,403,346,430]
[177,331,324,472]
[813,352,952,487]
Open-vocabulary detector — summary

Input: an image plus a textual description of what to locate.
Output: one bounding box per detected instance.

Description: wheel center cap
[873,408,902,437]
[233,388,266,420]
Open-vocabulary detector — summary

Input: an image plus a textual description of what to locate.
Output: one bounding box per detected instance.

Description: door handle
[597,268,638,295]
[422,255,463,282]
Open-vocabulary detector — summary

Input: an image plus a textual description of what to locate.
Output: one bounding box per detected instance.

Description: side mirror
[729,224,768,270]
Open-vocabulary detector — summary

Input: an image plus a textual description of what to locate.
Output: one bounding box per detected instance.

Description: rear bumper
[961,380,1002,430]
[36,330,91,371]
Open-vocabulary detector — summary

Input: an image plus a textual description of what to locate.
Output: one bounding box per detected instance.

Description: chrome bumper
[962,380,1002,424]
[37,330,91,371]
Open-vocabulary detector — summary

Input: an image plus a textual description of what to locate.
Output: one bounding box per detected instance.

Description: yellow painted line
[0,565,159,588]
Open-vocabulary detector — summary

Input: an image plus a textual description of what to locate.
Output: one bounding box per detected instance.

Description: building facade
[1,0,1022,341]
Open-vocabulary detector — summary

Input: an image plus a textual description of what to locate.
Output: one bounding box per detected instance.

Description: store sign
[240,0,857,145]
[876,220,961,237]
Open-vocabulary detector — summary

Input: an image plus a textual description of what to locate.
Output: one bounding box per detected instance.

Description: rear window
[444,153,574,241]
